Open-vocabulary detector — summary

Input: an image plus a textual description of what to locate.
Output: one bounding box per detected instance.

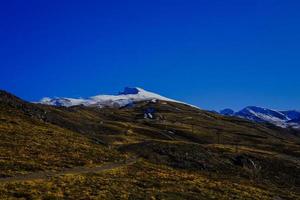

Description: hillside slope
[0,90,299,199]
[0,90,125,178]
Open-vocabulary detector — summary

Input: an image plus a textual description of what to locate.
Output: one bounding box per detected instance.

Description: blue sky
[1,0,300,110]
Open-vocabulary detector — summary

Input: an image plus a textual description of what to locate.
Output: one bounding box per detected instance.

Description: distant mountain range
[220,106,300,129]
[37,87,300,129]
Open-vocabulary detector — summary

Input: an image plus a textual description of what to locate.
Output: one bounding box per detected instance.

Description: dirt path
[0,158,137,183]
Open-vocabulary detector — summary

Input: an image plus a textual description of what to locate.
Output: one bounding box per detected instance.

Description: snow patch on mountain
[39,87,197,109]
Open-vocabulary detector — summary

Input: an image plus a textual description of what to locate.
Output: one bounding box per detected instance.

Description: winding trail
[0,158,137,183]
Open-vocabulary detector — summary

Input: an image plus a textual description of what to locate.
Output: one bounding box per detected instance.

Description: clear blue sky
[1,0,300,111]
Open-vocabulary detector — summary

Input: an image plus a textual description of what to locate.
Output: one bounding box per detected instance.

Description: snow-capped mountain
[219,106,300,129]
[39,87,193,108]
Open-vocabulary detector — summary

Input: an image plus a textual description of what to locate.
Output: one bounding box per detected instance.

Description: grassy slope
[0,92,125,178]
[0,91,299,199]
[0,161,282,200]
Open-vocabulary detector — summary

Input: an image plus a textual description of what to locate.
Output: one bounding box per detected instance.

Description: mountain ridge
[38,87,198,109]
[37,87,300,129]
[220,106,300,129]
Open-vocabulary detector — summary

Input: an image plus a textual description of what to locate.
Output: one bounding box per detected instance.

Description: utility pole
[191,123,194,134]
[214,128,221,144]
[217,132,220,144]
[234,139,239,153]
[190,117,194,134]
